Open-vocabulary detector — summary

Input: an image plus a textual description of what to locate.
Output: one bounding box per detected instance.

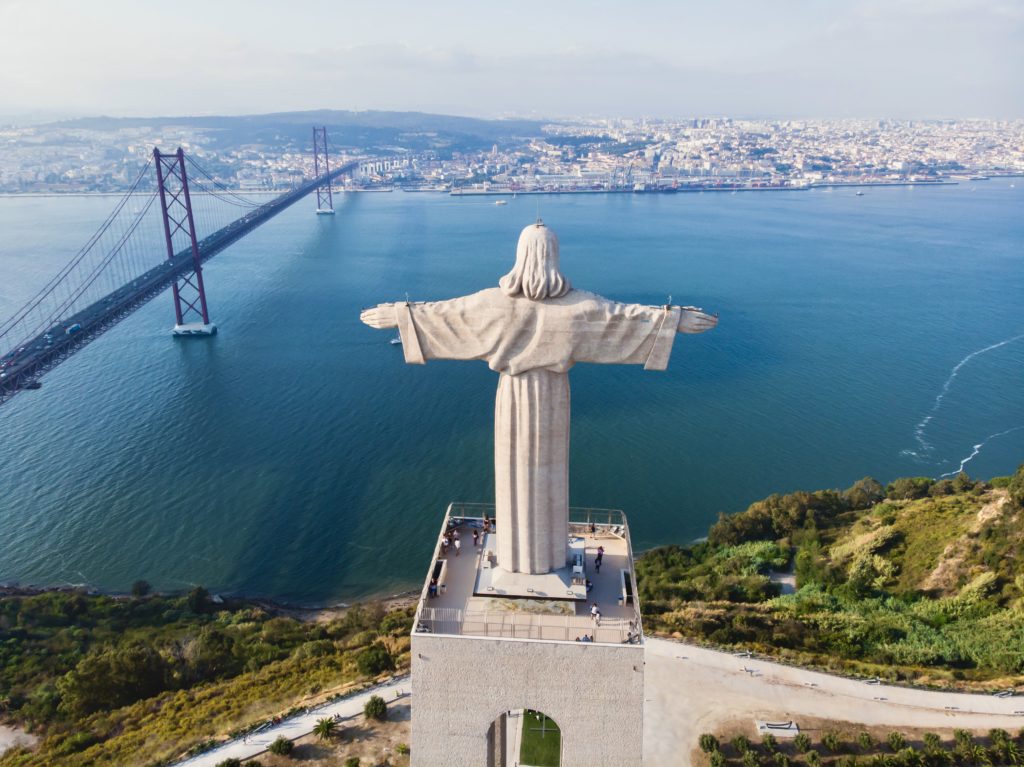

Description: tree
[356,643,395,676]
[762,733,778,754]
[187,586,210,614]
[187,627,241,683]
[215,760,242,767]
[313,716,336,742]
[858,732,874,751]
[268,735,294,755]
[57,643,169,717]
[131,580,151,598]
[845,477,884,509]
[364,694,387,721]
[886,477,933,501]
[794,734,812,753]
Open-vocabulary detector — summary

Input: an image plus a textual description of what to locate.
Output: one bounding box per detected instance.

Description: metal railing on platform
[417,606,641,645]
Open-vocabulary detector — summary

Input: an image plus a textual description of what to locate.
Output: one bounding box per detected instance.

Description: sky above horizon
[1,0,1021,121]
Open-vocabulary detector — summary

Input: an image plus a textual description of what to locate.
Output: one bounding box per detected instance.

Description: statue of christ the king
[360,222,717,575]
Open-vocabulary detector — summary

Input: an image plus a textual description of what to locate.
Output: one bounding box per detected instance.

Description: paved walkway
[174,675,409,767]
[643,638,1024,767]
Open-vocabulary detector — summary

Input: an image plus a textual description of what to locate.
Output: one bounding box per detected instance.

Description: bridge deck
[0,161,358,404]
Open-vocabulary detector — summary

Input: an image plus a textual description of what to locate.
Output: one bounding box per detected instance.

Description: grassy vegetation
[638,466,1024,688]
[698,726,1024,767]
[0,589,413,766]
[519,710,561,767]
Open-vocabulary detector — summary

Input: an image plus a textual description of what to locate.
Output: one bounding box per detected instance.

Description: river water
[1,182,1021,603]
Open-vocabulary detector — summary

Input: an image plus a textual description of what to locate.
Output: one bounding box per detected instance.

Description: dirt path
[643,637,1023,767]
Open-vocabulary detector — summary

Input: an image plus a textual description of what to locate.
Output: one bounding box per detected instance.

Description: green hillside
[637,466,1024,689]
[0,591,412,766]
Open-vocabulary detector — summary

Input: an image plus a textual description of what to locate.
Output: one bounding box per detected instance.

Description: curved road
[643,637,1023,767]
[174,676,408,767]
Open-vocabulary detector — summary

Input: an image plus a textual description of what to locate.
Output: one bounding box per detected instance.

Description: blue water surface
[1,181,1021,603]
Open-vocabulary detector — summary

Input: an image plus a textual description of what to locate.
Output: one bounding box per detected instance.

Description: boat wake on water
[902,331,1024,462]
[937,426,1024,478]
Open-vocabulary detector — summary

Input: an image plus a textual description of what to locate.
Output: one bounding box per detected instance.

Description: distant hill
[637,466,1024,689]
[50,110,547,156]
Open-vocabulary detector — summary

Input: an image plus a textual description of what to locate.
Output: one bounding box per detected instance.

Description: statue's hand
[360,303,399,330]
[677,306,718,334]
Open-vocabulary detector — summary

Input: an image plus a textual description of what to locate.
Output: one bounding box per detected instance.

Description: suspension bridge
[0,127,361,407]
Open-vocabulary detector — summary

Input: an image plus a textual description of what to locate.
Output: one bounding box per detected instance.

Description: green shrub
[313,716,336,741]
[823,731,844,753]
[268,735,294,755]
[954,729,973,750]
[356,643,395,676]
[887,732,906,752]
[923,733,942,751]
[131,580,151,598]
[731,734,752,754]
[742,750,759,767]
[215,759,242,767]
[344,758,360,767]
[886,477,933,500]
[858,732,874,751]
[700,734,721,753]
[762,733,778,754]
[364,694,387,721]
[807,750,822,767]
[773,753,790,767]
[396,743,410,755]
[794,733,812,753]
[710,751,726,767]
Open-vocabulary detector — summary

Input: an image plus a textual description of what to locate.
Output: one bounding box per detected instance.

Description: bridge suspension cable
[0,158,156,349]
[1,135,360,406]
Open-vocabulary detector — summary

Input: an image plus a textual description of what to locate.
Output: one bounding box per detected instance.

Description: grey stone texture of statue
[360,222,717,575]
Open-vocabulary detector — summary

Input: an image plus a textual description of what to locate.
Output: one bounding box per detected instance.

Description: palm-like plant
[960,743,992,766]
[1003,740,1021,766]
[313,716,336,742]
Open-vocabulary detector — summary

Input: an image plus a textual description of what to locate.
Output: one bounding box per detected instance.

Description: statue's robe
[396,288,682,574]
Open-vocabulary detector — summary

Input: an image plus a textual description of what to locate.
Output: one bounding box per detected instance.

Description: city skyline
[1,0,1022,122]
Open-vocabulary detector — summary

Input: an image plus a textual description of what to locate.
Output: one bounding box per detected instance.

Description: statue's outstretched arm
[360,303,399,330]
[677,306,718,334]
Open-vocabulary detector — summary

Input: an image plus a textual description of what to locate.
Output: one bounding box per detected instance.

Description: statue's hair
[499,223,571,301]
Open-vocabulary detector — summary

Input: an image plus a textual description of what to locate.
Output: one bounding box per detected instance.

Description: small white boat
[390,336,402,346]
[495,199,508,206]
[855,191,865,196]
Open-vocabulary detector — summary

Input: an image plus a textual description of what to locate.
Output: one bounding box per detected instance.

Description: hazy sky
[1,0,1021,120]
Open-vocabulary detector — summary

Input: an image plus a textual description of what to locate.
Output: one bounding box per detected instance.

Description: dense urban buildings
[1,117,1021,195]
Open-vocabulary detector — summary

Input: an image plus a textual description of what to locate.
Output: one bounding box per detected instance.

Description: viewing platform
[413,503,643,645]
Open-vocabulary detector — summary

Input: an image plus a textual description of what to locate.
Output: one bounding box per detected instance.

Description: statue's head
[499,222,571,301]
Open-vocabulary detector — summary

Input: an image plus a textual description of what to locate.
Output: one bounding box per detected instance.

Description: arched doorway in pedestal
[487,709,562,767]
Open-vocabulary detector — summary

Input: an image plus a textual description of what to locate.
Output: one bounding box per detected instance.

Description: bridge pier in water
[313,126,335,215]
[154,147,217,337]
